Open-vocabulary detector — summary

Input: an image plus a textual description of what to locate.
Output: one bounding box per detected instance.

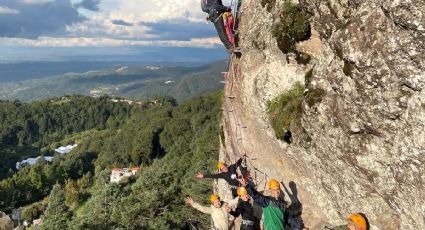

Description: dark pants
[213,15,233,49]
[240,224,255,230]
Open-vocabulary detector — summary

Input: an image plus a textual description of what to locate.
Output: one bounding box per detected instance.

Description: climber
[201,0,238,53]
[224,187,257,230]
[331,213,369,230]
[240,178,288,230]
[185,194,230,230]
[196,158,247,198]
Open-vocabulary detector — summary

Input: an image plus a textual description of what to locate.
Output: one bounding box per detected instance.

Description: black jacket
[229,199,255,222]
[204,158,242,187]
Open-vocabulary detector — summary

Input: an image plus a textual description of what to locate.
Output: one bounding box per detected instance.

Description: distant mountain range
[0,60,227,102]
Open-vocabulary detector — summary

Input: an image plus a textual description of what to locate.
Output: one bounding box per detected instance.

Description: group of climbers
[201,0,239,53]
[185,158,369,230]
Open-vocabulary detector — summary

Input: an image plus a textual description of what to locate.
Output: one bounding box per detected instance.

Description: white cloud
[100,0,233,24]
[103,0,205,23]
[3,36,221,48]
[0,6,20,14]
[20,0,54,4]
[66,16,154,39]
[65,0,234,40]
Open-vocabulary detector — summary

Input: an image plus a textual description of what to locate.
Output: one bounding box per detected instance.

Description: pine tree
[40,184,71,230]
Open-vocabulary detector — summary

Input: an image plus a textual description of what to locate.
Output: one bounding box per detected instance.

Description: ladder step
[237,124,247,128]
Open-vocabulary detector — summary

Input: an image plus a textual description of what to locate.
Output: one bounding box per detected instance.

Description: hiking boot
[227,47,241,53]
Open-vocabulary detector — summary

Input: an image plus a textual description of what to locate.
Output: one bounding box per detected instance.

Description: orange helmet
[347,213,367,230]
[268,179,280,190]
[237,187,248,196]
[216,162,224,170]
[210,194,220,203]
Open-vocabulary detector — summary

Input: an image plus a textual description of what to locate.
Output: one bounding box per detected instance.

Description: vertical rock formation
[220,0,424,229]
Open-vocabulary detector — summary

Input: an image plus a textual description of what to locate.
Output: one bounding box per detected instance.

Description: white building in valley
[16,156,54,170]
[110,167,141,183]
[54,144,78,154]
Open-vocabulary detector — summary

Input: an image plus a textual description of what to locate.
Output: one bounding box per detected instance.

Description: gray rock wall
[302,0,424,228]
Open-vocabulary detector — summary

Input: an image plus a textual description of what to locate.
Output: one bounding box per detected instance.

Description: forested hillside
[0,61,226,103]
[0,95,132,180]
[0,92,222,229]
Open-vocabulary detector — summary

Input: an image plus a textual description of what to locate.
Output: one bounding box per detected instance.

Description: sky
[0,0,233,62]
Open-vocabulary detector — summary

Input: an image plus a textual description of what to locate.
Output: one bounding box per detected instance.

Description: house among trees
[33,219,42,229]
[110,167,141,183]
[54,144,78,154]
[15,156,54,170]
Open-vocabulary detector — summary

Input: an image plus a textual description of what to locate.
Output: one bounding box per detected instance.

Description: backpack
[201,0,210,13]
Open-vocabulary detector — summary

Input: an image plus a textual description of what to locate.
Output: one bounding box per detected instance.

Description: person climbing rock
[224,187,257,230]
[201,0,237,53]
[196,158,246,198]
[185,194,230,230]
[331,213,368,230]
[240,178,287,230]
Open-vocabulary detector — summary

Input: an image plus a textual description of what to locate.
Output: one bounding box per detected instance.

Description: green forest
[0,92,223,229]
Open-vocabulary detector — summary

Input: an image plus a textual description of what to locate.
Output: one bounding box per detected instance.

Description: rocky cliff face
[219,0,424,229]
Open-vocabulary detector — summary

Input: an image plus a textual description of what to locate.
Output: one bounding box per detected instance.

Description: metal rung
[228,96,236,99]
[220,81,227,84]
[237,124,247,128]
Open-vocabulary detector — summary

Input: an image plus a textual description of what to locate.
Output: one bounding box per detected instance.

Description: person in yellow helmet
[240,178,287,230]
[196,158,247,198]
[224,186,257,230]
[331,213,369,230]
[185,194,230,230]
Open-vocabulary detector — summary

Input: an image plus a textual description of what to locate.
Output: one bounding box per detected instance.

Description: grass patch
[266,82,304,141]
[272,0,311,54]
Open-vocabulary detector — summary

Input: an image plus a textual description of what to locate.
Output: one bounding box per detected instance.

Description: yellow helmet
[268,179,280,190]
[237,187,248,196]
[347,213,367,230]
[210,194,220,203]
[216,162,224,170]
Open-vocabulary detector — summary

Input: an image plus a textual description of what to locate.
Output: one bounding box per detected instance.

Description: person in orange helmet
[240,178,287,230]
[196,158,247,198]
[224,187,257,230]
[185,194,230,230]
[331,213,369,230]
